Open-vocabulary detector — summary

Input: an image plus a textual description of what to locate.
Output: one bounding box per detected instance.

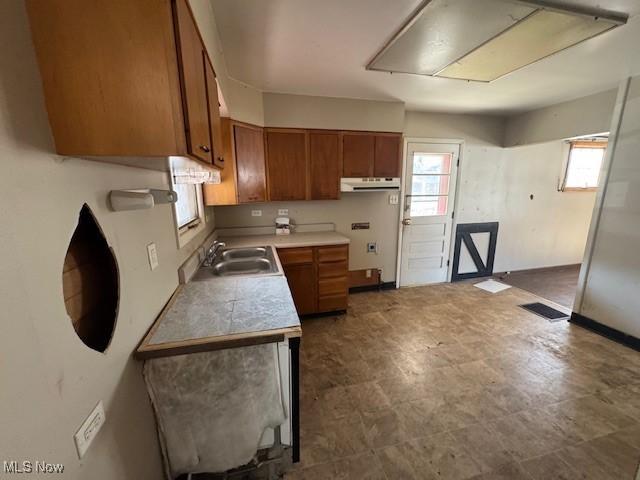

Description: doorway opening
[494,135,608,309]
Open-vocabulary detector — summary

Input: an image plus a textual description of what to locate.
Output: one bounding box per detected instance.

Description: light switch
[147,243,159,270]
[251,210,262,217]
[74,401,106,459]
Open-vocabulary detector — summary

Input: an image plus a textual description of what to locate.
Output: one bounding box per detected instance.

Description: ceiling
[210,0,640,115]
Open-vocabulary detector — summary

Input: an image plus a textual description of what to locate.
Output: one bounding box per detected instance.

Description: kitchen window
[174,182,201,230]
[561,141,607,191]
[169,156,218,249]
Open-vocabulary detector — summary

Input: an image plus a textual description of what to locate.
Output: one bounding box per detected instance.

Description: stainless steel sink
[212,258,275,276]
[194,245,279,279]
[221,246,268,260]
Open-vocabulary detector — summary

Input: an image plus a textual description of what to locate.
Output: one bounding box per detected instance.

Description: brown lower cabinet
[277,244,349,315]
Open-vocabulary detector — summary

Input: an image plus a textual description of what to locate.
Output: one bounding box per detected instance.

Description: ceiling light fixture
[367,0,627,82]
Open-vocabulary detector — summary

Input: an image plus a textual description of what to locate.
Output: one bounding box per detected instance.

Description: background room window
[562,141,607,191]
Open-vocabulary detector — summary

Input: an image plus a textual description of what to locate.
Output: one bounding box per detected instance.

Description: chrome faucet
[203,240,226,266]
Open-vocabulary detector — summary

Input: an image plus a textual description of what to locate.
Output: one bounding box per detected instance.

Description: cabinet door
[265,130,308,201]
[283,263,317,316]
[234,124,267,203]
[174,0,212,163]
[374,134,401,177]
[309,132,341,200]
[342,133,374,177]
[204,54,224,169]
[203,118,236,205]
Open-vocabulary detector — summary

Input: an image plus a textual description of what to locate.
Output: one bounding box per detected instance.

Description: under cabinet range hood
[341,177,401,192]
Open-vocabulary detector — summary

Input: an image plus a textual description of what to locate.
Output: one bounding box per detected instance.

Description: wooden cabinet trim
[319,260,349,279]
[277,247,314,266]
[317,244,349,263]
[265,129,309,201]
[234,123,267,203]
[309,131,341,200]
[374,134,402,177]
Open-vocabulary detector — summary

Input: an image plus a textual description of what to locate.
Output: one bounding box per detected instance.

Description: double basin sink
[197,246,280,278]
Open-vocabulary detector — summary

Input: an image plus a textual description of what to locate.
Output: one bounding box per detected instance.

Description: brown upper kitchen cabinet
[342,132,402,178]
[204,55,224,168]
[309,131,341,200]
[26,0,224,170]
[235,123,267,203]
[203,120,268,205]
[174,0,212,163]
[265,129,308,201]
[374,134,402,177]
[203,118,236,205]
[342,133,374,177]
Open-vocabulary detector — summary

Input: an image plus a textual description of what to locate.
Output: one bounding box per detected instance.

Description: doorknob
[402,218,412,226]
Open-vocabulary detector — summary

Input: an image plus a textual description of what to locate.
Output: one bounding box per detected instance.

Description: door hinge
[451,211,455,219]
[457,158,460,167]
[447,260,450,267]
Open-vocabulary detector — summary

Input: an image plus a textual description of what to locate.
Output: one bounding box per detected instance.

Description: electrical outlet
[389,193,399,205]
[277,209,289,216]
[147,243,159,270]
[74,401,106,459]
[251,210,262,217]
[365,269,372,278]
[367,242,377,253]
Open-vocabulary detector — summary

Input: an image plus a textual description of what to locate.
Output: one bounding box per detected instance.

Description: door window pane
[413,153,452,174]
[411,175,450,195]
[410,196,448,217]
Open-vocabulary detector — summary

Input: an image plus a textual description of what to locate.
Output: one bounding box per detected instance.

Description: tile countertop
[135,232,350,359]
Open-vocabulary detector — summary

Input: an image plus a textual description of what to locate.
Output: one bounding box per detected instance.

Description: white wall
[457,141,596,272]
[215,195,401,282]
[577,77,640,338]
[190,0,265,126]
[263,93,405,132]
[504,88,617,147]
[404,112,594,273]
[0,2,214,477]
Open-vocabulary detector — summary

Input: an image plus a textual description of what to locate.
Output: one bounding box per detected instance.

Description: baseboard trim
[569,312,640,352]
[349,282,397,294]
[494,263,581,277]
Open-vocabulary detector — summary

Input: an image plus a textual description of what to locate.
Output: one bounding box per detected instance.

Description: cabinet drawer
[277,247,314,265]
[318,294,348,313]
[318,260,348,279]
[317,244,348,263]
[318,276,348,297]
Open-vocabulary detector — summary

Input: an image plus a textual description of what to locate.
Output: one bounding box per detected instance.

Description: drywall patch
[62,204,119,352]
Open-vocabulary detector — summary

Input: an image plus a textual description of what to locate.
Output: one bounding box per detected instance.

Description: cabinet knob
[217,156,224,163]
[199,145,211,153]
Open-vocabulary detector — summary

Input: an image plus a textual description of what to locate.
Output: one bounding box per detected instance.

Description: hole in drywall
[62,204,119,352]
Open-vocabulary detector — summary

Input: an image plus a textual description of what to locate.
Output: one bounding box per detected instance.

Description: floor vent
[520,302,569,322]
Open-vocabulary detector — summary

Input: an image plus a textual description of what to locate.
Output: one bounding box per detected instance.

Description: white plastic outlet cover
[74,401,106,459]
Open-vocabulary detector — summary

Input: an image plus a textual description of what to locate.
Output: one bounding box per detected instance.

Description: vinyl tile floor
[285,282,640,480]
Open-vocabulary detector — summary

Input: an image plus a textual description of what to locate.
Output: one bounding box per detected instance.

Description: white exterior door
[400,143,460,286]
